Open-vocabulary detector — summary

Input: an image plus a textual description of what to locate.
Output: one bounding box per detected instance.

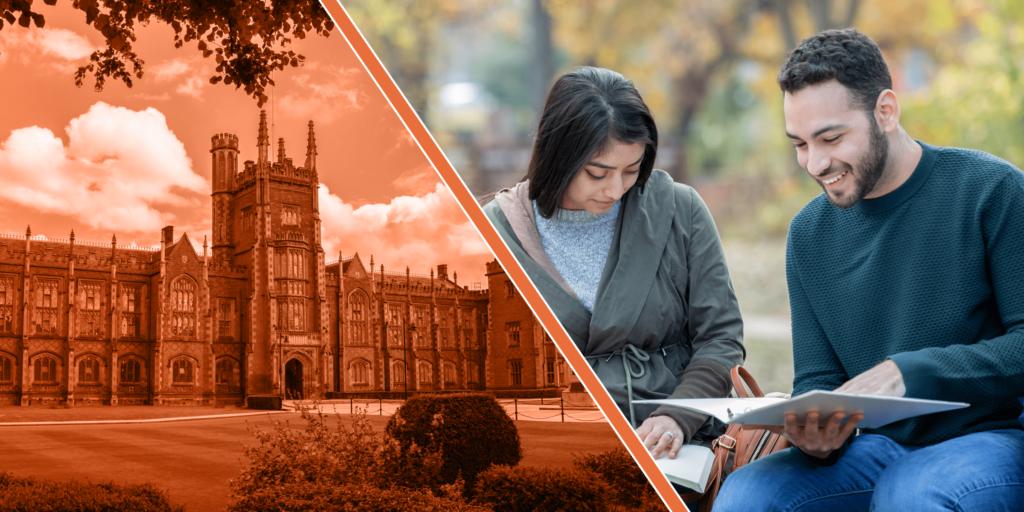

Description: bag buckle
[713,434,737,451]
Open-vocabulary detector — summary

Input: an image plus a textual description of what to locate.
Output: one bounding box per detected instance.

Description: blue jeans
[715,430,1024,512]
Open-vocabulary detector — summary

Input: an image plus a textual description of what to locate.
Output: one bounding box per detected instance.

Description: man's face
[784,80,889,209]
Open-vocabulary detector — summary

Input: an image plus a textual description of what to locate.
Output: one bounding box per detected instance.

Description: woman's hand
[636,415,684,459]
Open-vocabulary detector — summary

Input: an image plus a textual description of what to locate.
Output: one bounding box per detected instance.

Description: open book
[635,391,969,428]
[654,444,715,493]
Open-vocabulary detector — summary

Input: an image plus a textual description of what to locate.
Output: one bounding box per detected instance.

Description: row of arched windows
[346,359,479,388]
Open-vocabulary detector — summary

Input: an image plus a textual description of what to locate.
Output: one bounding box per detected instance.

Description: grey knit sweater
[533,200,621,313]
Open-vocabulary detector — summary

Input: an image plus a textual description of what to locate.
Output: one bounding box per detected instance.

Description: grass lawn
[0,412,624,512]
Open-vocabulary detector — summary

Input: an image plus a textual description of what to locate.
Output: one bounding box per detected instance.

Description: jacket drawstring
[621,343,650,428]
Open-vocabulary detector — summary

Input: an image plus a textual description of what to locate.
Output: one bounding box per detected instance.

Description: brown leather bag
[679,365,791,511]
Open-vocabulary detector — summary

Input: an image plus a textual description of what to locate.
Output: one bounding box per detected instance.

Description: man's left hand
[834,359,906,396]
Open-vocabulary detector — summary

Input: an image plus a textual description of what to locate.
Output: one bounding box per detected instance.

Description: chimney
[162,226,174,246]
[437,264,448,281]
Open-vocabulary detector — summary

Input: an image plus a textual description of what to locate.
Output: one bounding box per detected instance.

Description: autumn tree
[0,0,334,106]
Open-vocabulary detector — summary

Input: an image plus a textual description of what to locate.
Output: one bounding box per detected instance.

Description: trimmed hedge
[229,482,491,512]
[472,465,607,512]
[386,393,522,492]
[574,448,661,509]
[0,472,184,512]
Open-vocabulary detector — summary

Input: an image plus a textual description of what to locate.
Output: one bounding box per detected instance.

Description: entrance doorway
[285,359,303,399]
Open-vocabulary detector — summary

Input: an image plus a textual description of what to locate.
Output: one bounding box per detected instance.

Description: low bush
[386,393,521,493]
[472,465,607,512]
[230,404,383,499]
[574,447,663,510]
[0,471,184,512]
[228,481,491,512]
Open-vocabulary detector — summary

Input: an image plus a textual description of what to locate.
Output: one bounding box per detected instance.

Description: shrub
[472,465,607,512]
[574,447,663,510]
[230,404,383,499]
[228,481,491,512]
[0,472,184,512]
[385,393,522,493]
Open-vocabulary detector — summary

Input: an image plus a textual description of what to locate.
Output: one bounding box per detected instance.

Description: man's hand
[835,359,906,397]
[782,411,863,459]
[636,415,684,460]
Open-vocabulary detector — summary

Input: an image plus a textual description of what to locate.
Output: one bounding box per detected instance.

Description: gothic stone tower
[211,111,327,405]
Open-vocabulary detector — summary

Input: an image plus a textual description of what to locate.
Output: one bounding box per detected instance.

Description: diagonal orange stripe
[319,2,689,510]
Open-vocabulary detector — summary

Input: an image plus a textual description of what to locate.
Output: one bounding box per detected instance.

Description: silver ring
[665,431,674,441]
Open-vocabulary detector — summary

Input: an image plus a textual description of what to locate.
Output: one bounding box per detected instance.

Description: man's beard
[821,119,890,209]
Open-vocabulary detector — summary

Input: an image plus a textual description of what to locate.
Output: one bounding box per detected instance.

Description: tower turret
[257,110,270,165]
[305,121,317,171]
[211,132,240,261]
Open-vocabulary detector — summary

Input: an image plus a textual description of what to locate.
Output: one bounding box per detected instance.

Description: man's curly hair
[778,28,892,112]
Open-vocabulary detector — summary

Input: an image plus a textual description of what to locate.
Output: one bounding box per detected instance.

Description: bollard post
[515,397,518,421]
[379,397,383,416]
[561,396,565,423]
[350,398,353,415]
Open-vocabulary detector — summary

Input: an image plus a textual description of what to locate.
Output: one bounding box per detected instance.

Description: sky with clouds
[0,6,493,285]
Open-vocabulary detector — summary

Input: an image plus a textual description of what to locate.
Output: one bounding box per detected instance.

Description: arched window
[79,282,102,337]
[216,358,234,385]
[172,278,196,337]
[34,356,57,383]
[122,286,142,338]
[418,361,432,385]
[349,291,367,345]
[78,357,100,383]
[392,360,406,387]
[0,354,12,382]
[172,358,194,384]
[351,359,370,385]
[442,360,456,385]
[36,279,59,334]
[0,277,14,333]
[120,358,142,383]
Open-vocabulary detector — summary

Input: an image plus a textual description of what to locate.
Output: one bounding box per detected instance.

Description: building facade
[0,112,570,407]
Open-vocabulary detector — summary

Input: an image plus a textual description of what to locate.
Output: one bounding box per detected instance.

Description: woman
[481,67,745,461]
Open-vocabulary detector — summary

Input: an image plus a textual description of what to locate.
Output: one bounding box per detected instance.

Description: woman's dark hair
[525,67,658,219]
[777,28,892,112]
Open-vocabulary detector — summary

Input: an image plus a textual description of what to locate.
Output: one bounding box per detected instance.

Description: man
[715,28,1024,511]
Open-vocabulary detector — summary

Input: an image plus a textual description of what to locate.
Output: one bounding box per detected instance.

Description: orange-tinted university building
[0,113,570,407]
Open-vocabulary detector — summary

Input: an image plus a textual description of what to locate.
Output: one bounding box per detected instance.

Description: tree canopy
[0,0,334,106]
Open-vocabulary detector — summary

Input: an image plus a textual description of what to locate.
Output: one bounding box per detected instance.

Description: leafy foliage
[0,471,184,512]
[228,481,489,512]
[385,393,522,494]
[573,447,664,510]
[472,465,608,512]
[0,0,334,105]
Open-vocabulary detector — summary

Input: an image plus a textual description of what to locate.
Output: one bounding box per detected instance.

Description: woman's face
[560,140,646,214]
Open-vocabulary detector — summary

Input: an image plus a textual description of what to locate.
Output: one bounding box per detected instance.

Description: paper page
[654,445,715,493]
[633,397,786,423]
[636,392,969,428]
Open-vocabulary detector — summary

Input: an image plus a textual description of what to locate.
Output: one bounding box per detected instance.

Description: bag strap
[730,365,764,398]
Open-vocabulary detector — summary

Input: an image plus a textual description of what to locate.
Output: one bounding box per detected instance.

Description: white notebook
[636,391,969,428]
[654,445,715,493]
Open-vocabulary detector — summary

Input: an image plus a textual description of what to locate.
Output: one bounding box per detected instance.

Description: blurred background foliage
[345,0,1024,392]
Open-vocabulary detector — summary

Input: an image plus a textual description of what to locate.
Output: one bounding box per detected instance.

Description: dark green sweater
[787,142,1024,446]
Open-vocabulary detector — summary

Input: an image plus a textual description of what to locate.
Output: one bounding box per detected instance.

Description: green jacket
[482,169,745,443]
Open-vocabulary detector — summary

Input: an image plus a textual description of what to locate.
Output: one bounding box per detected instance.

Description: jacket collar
[493,170,676,355]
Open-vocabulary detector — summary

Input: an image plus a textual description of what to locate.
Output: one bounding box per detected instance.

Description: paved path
[289,398,606,423]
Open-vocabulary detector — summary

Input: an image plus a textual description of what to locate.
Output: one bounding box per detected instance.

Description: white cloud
[319,182,490,279]
[0,27,96,69]
[151,58,206,98]
[0,102,208,233]
[280,67,365,125]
